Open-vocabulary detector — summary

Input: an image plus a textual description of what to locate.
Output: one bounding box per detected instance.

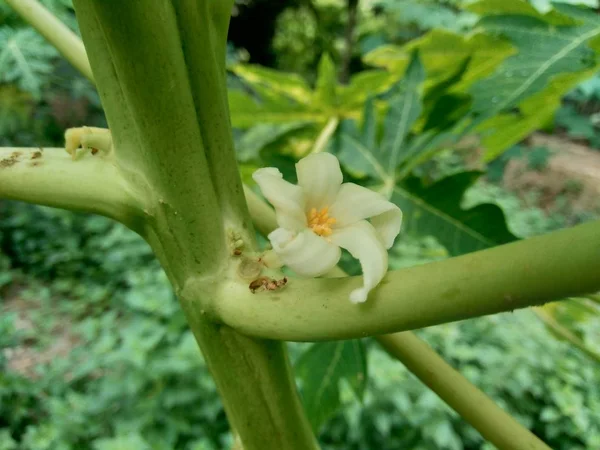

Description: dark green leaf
[296,340,367,432]
[393,171,517,255]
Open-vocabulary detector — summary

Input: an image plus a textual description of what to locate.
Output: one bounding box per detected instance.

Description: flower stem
[378,332,552,450]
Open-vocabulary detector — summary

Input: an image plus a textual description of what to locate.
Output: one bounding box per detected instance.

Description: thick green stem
[5,0,94,83]
[378,332,552,450]
[68,3,318,449]
[172,1,254,244]
[213,214,600,341]
[0,147,144,231]
[73,0,226,282]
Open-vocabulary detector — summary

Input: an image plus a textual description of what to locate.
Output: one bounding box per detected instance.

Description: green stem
[69,3,318,449]
[73,0,227,282]
[5,0,94,83]
[212,215,600,341]
[0,147,144,231]
[378,332,552,450]
[312,117,340,154]
[171,0,255,244]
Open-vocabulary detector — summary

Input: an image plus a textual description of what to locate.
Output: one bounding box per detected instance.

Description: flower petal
[253,168,307,231]
[329,183,402,249]
[268,228,341,277]
[296,153,343,210]
[330,221,388,303]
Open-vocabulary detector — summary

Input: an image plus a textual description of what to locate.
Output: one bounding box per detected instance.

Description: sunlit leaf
[229,54,395,129]
[314,54,337,107]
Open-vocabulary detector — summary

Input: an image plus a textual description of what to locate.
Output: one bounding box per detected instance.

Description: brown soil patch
[504,133,600,212]
[1,285,79,379]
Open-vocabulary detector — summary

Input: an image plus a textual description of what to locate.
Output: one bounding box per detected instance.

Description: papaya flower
[253,153,402,303]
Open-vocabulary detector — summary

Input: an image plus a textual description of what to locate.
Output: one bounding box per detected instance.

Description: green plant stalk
[220,191,600,341]
[5,0,94,83]
[378,332,552,450]
[247,186,551,448]
[68,2,318,449]
[312,117,340,153]
[171,0,255,242]
[72,0,227,282]
[0,147,143,231]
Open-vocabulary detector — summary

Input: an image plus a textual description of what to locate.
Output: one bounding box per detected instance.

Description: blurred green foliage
[2,0,600,449]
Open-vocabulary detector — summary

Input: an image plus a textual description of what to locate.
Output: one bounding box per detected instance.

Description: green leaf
[0,28,58,97]
[235,122,311,163]
[382,52,425,170]
[231,63,312,105]
[466,0,577,25]
[364,29,515,91]
[229,55,395,130]
[314,54,337,107]
[296,340,367,432]
[393,171,517,255]
[478,66,600,160]
[338,52,425,187]
[467,3,600,159]
[470,9,600,116]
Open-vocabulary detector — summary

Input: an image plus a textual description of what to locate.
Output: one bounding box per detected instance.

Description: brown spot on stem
[0,152,21,168]
[31,151,42,160]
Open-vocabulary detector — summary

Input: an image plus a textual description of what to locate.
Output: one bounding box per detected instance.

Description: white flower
[253,153,402,303]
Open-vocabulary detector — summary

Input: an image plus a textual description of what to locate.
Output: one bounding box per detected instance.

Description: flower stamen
[308,207,336,237]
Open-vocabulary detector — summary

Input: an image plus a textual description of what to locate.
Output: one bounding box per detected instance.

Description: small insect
[249,276,288,293]
[233,249,242,256]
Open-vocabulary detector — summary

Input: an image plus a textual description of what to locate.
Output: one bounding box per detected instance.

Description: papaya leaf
[228,54,395,129]
[467,3,600,158]
[470,10,600,116]
[393,171,517,255]
[0,28,58,98]
[338,52,425,189]
[314,54,337,108]
[235,122,311,163]
[466,0,577,25]
[295,340,367,432]
[383,52,425,171]
[364,29,514,92]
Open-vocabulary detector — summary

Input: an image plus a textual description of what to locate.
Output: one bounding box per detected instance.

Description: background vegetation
[1,0,599,449]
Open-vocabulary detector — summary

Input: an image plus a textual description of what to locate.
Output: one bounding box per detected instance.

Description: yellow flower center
[307,207,336,237]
